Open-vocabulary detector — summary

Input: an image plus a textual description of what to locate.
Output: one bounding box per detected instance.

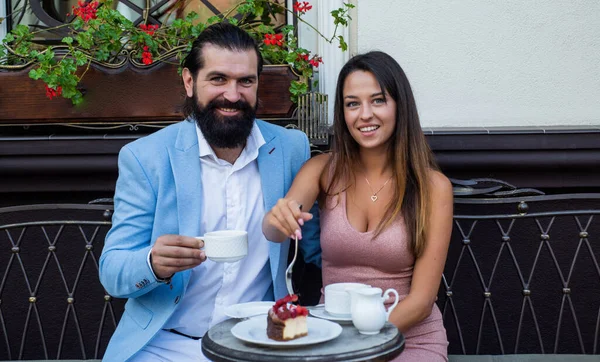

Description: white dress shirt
[161,122,272,337]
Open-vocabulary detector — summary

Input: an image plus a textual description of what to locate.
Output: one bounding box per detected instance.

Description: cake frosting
[266,294,308,341]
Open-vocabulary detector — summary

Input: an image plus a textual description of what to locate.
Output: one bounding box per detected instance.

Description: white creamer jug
[349,287,399,335]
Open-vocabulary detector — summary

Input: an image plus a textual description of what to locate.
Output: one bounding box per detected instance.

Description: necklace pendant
[371,195,378,202]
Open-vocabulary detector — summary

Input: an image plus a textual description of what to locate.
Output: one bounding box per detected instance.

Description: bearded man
[99,22,321,362]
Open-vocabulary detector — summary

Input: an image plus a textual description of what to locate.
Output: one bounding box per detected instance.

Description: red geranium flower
[263,34,284,46]
[71,0,99,22]
[293,1,312,14]
[45,85,63,100]
[296,53,309,62]
[309,56,323,68]
[140,24,159,36]
[141,46,153,65]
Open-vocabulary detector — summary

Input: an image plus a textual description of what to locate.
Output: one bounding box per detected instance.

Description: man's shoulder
[256,120,308,145]
[125,120,191,151]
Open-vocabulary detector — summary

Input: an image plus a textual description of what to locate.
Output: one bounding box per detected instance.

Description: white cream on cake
[281,313,307,340]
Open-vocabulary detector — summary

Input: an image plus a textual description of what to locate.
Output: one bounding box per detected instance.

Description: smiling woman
[342,70,397,153]
[263,51,453,361]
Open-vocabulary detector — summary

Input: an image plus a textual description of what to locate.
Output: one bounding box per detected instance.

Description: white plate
[224,302,274,319]
[231,316,342,347]
[309,307,353,323]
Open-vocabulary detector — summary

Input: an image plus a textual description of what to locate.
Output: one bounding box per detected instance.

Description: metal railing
[297,92,329,146]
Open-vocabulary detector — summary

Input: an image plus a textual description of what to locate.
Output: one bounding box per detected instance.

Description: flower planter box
[0,63,298,125]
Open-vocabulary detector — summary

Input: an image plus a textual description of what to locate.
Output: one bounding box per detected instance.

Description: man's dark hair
[182,22,264,77]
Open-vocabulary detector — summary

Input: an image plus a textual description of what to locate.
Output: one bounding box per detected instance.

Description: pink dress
[320,192,449,361]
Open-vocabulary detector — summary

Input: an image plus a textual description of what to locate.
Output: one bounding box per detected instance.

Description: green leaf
[75,32,94,49]
[43,50,55,62]
[338,35,348,51]
[289,80,308,104]
[172,19,184,29]
[237,4,251,14]
[29,68,41,80]
[95,48,110,61]
[207,15,221,24]
[62,86,76,98]
[73,51,87,66]
[62,36,74,45]
[254,5,264,17]
[281,25,294,34]
[285,52,297,63]
[71,91,84,105]
[4,33,14,43]
[192,23,205,37]
[13,24,30,37]
[185,11,199,22]
[72,17,84,30]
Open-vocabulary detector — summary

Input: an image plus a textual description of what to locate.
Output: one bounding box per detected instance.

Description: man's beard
[188,91,257,149]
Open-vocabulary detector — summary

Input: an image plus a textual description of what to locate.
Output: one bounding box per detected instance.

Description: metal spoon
[285,234,298,296]
[285,204,302,296]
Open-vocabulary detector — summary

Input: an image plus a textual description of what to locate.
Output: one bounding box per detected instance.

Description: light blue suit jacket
[99,120,321,361]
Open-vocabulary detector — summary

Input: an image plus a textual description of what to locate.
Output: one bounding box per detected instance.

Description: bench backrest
[0,180,599,359]
[440,179,600,354]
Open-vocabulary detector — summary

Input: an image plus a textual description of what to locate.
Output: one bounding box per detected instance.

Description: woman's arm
[388,170,454,332]
[262,153,331,242]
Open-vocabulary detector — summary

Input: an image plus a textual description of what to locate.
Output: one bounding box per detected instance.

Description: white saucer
[224,301,273,319]
[309,306,353,323]
[231,316,342,347]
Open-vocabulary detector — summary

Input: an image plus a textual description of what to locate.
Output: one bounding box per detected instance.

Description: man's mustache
[206,98,252,111]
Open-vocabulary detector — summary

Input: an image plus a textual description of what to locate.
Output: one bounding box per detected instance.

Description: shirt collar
[195,121,265,163]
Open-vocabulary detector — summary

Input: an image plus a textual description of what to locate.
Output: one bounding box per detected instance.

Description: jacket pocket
[124,299,154,329]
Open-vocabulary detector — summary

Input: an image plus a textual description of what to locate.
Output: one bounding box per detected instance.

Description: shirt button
[174,296,180,304]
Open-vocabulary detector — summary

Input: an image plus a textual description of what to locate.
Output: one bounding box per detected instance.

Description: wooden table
[201,318,404,362]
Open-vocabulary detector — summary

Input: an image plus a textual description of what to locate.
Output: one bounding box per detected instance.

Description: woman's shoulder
[427,169,453,198]
[305,152,332,170]
[301,153,335,191]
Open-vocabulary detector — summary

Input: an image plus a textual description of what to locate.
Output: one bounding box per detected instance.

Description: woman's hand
[262,153,331,243]
[264,199,313,241]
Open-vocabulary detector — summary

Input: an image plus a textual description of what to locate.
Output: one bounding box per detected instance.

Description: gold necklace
[364,175,393,202]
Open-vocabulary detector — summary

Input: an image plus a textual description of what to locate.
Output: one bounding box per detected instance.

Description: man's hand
[150,235,206,279]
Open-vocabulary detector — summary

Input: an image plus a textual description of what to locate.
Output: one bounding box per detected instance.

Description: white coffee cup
[324,282,371,316]
[196,230,248,263]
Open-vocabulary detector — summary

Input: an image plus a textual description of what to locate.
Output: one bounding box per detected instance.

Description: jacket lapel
[169,121,202,286]
[256,122,286,284]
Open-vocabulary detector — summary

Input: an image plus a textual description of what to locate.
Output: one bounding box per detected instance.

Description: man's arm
[99,146,165,299]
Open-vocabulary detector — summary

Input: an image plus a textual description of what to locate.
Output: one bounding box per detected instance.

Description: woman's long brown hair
[325,51,438,258]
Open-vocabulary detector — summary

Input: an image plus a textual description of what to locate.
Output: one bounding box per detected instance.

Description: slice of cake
[266,294,309,341]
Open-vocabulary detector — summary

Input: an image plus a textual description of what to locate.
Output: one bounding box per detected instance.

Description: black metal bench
[0,180,599,361]
[443,179,600,360]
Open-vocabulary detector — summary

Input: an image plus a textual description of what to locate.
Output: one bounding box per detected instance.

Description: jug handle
[383,288,399,320]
